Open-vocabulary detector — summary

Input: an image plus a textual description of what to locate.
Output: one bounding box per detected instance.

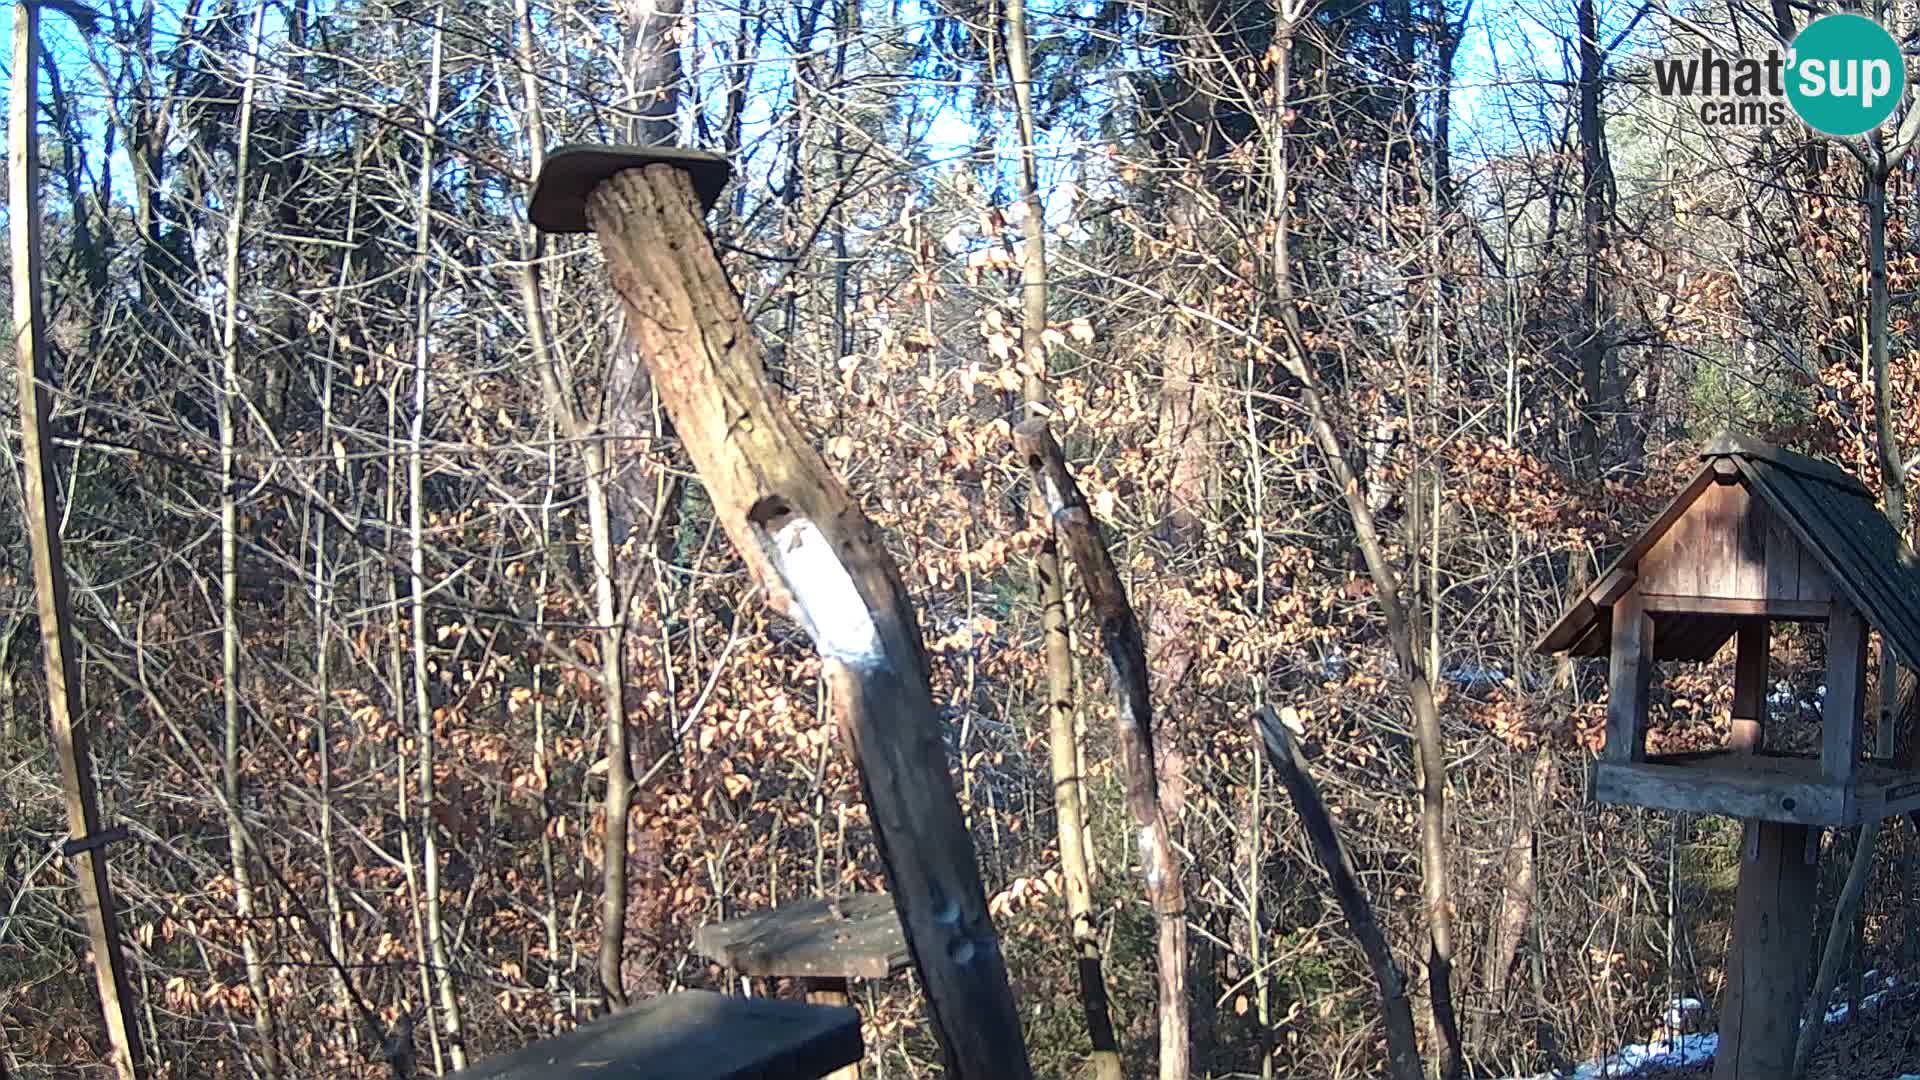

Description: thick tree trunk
[582,162,1032,1078]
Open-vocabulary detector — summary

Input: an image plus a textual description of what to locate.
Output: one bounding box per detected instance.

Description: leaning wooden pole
[1254,707,1422,1080]
[9,3,145,1077]
[529,148,1032,1079]
[1011,419,1188,1076]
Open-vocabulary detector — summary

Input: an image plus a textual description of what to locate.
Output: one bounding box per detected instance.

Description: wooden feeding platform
[445,990,861,1080]
[695,894,909,1080]
[1591,748,1920,826]
[1538,432,1920,1078]
[696,893,909,982]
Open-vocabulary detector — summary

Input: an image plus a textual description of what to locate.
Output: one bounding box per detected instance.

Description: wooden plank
[1797,543,1835,603]
[1699,482,1745,598]
[1713,820,1820,1080]
[1638,595,1829,619]
[694,895,908,981]
[1535,464,1716,655]
[1867,775,1920,822]
[1731,619,1767,753]
[573,161,1031,1078]
[1593,567,1636,605]
[1635,467,1720,600]
[447,991,862,1080]
[1591,758,1849,825]
[1733,484,1769,598]
[1641,493,1700,596]
[1763,495,1803,604]
[1606,589,1653,763]
[1823,595,1869,785]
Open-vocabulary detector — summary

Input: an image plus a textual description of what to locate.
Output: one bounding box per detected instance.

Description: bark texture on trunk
[584,163,1032,1079]
[1014,420,1189,1080]
[1002,0,1121,1071]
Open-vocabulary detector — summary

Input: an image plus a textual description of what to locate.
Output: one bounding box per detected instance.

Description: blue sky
[0,0,1684,233]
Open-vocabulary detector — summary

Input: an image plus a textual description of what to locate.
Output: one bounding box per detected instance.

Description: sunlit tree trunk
[1005,1,1121,1074]
[219,6,278,1070]
[407,8,465,1065]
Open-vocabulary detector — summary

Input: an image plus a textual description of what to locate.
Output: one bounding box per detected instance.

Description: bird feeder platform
[695,893,909,982]
[695,894,909,1080]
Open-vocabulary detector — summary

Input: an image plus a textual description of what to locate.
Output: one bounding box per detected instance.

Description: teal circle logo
[1786,14,1905,136]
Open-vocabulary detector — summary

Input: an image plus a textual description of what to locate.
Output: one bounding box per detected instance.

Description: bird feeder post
[1605,587,1653,764]
[528,146,1031,1080]
[1821,597,1868,786]
[1730,620,1767,753]
[1717,818,1819,1078]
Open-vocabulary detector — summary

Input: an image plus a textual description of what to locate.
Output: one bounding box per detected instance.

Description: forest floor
[1631,979,1920,1079]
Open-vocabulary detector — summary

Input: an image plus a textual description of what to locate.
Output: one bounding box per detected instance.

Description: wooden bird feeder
[696,894,910,1079]
[1538,432,1920,1077]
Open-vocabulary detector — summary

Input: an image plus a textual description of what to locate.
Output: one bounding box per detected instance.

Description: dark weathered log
[567,158,1029,1079]
[1011,418,1188,1075]
[1254,707,1423,1080]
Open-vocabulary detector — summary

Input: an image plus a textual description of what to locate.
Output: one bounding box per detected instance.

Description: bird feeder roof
[1536,432,1920,667]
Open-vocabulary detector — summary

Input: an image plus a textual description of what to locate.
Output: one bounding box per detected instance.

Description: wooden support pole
[1606,588,1654,762]
[803,979,861,1080]
[1254,708,1423,1080]
[1011,419,1188,1078]
[1731,619,1767,753]
[1713,820,1818,1079]
[1822,596,1868,785]
[563,158,1030,1079]
[9,5,144,1077]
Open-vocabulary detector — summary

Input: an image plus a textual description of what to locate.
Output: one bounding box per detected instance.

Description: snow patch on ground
[1504,1031,1717,1079]
[1506,977,1909,1079]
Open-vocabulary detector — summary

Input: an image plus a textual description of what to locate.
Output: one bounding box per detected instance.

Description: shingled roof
[1536,433,1920,668]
